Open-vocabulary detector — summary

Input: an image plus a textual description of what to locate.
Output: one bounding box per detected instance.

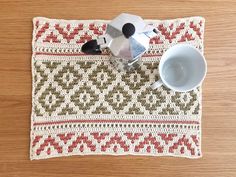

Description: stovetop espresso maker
[81,13,158,71]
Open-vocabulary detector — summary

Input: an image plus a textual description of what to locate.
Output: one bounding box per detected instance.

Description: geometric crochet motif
[31,16,205,159]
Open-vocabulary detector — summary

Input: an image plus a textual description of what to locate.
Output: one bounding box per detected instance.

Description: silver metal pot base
[110,56,142,72]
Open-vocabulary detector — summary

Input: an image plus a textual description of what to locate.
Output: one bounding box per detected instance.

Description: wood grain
[0,0,236,177]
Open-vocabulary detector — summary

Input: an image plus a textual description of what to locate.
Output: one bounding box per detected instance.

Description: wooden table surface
[0,0,236,177]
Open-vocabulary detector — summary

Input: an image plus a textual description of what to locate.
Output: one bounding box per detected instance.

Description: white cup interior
[159,44,207,92]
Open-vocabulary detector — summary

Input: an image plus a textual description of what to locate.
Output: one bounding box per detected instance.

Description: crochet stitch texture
[30,16,205,160]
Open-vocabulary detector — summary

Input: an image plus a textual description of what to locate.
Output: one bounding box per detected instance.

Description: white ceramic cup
[151,44,207,92]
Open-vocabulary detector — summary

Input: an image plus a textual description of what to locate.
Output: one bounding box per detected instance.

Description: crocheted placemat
[30,16,205,160]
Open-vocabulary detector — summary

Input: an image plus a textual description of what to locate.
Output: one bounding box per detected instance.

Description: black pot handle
[81,40,102,54]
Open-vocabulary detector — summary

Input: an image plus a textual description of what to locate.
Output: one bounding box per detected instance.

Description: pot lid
[105,13,155,60]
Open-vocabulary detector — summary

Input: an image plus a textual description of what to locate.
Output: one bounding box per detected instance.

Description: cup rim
[159,43,207,92]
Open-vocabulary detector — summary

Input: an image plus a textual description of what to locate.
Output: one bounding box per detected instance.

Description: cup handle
[151,79,163,89]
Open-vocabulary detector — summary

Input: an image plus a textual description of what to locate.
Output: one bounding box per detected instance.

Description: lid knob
[122,23,135,38]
